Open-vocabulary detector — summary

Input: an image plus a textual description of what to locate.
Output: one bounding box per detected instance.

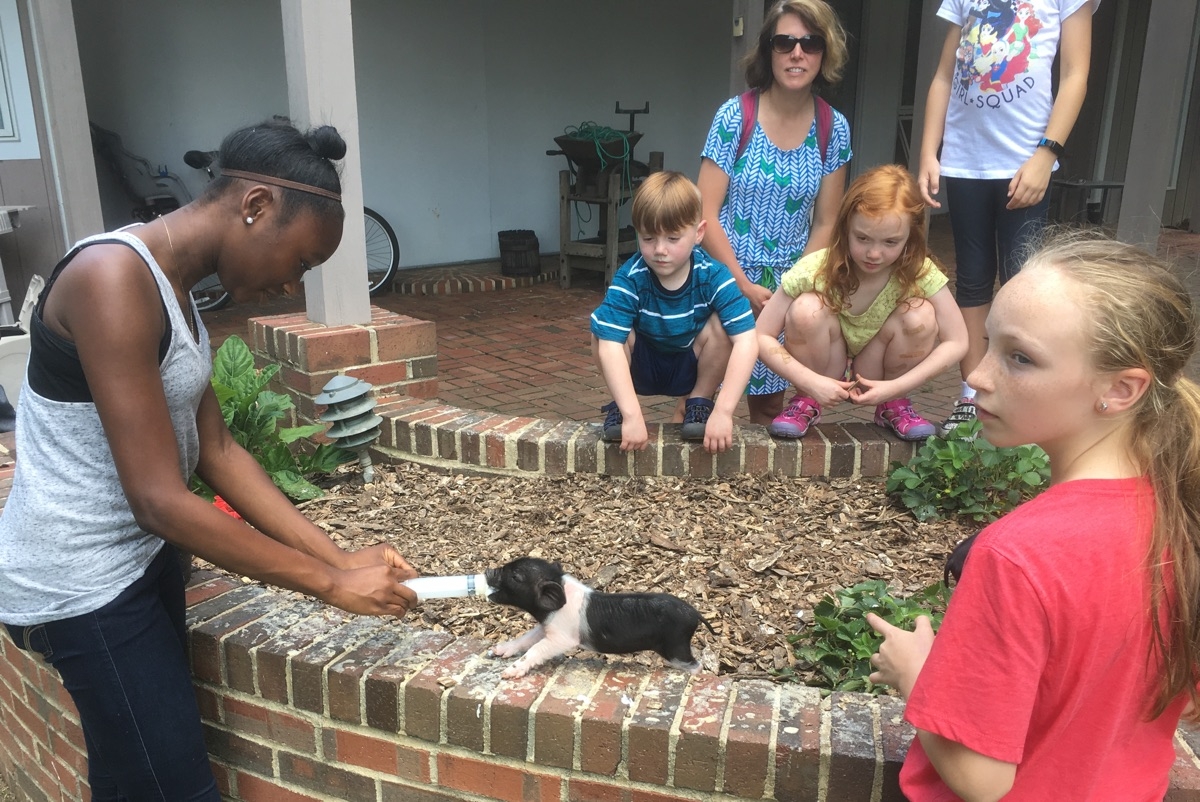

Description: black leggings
[945,176,1050,308]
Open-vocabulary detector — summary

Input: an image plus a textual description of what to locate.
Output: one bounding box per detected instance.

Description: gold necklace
[160,216,197,339]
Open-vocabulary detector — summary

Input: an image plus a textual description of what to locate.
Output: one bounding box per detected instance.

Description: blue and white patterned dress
[701,96,852,395]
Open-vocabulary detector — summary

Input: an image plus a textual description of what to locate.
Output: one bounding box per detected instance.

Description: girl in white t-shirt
[918,0,1096,436]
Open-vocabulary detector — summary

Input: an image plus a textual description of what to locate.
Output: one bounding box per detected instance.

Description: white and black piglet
[485,557,715,679]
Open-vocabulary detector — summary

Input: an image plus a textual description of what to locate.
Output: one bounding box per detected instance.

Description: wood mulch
[202,462,974,684]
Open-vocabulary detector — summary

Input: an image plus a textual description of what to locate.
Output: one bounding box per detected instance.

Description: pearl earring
[1098,401,1108,413]
[245,216,254,225]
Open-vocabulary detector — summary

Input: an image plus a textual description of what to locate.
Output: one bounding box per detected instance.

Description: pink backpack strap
[814,95,833,169]
[738,90,834,169]
[735,90,758,162]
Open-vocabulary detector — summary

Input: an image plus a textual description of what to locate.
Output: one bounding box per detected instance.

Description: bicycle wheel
[190,274,231,312]
[364,206,399,296]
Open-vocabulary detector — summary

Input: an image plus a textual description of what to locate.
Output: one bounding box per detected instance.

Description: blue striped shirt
[589,247,754,353]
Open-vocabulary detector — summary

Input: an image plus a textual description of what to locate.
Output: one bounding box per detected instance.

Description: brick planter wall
[249,311,920,480]
[3,571,1200,801]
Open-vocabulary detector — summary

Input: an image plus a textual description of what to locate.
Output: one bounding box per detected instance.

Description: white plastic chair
[0,274,45,407]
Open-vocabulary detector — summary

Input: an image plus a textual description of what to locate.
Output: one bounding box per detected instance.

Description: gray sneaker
[680,397,714,440]
[938,396,977,438]
[600,401,623,442]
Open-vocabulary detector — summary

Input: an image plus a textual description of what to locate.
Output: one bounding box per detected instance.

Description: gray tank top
[0,230,211,625]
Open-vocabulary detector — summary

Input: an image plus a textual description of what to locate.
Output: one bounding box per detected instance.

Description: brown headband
[219,168,342,202]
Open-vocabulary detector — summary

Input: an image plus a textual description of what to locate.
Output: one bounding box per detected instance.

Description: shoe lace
[602,403,622,427]
[947,399,976,422]
[783,398,817,421]
[684,403,710,424]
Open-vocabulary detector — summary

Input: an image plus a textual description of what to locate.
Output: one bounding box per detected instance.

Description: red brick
[825,425,857,478]
[445,656,502,753]
[687,444,714,478]
[296,328,372,372]
[346,361,411,387]
[722,679,776,798]
[741,427,772,475]
[629,425,660,476]
[327,631,401,724]
[375,317,437,360]
[277,749,377,800]
[515,418,560,471]
[457,414,506,466]
[533,662,602,769]
[185,574,241,608]
[828,692,877,801]
[202,722,274,776]
[403,637,489,743]
[580,667,643,775]
[771,438,800,476]
[673,674,731,792]
[775,686,822,801]
[254,604,354,705]
[436,753,561,802]
[800,429,829,477]
[325,728,401,774]
[399,377,438,398]
[485,417,538,468]
[223,697,316,754]
[489,665,554,760]
[363,629,456,733]
[281,364,341,396]
[627,669,691,785]
[844,422,887,477]
[223,598,327,696]
[290,616,382,714]
[878,695,913,801]
[236,771,323,802]
[188,588,274,684]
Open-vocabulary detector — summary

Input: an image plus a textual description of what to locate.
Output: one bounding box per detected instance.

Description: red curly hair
[816,164,936,314]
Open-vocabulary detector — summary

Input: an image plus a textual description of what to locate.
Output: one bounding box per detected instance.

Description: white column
[280,0,369,326]
[1116,0,1200,249]
[25,0,103,248]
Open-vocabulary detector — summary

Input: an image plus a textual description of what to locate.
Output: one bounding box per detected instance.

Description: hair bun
[305,126,347,162]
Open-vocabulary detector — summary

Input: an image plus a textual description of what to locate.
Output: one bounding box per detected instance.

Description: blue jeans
[944,176,1050,307]
[4,544,219,801]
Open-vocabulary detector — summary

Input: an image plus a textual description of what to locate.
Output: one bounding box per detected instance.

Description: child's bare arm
[704,329,758,453]
[853,288,968,403]
[594,336,648,451]
[918,22,959,208]
[756,289,853,406]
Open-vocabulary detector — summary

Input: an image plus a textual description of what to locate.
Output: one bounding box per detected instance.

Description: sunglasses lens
[771,34,796,54]
[771,33,826,54]
[799,34,826,54]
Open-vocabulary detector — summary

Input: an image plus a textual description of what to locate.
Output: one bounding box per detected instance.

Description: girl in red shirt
[868,232,1200,801]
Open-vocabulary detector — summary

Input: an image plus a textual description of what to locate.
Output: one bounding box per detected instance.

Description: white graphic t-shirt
[937,0,1098,179]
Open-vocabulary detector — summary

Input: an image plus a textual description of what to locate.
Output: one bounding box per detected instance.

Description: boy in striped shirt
[590,171,758,454]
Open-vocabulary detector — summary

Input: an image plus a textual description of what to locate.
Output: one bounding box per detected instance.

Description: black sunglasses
[771,33,826,55]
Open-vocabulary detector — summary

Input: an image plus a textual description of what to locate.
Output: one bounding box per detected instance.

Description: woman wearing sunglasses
[698,0,851,426]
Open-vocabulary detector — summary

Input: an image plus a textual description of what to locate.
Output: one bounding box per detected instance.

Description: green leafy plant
[191,336,350,502]
[886,419,1050,522]
[784,580,950,694]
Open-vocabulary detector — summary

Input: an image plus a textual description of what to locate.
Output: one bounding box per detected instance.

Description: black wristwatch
[1037,137,1065,157]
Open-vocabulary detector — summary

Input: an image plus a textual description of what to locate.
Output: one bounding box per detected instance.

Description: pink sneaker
[875,398,936,441]
[769,395,821,438]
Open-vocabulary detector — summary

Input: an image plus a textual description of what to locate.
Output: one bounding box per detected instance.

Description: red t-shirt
[901,478,1188,801]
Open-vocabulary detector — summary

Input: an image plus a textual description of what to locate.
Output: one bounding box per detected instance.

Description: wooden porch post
[1116,0,1200,249]
[280,0,370,326]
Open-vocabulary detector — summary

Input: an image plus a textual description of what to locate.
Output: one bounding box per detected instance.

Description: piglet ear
[535,579,567,612]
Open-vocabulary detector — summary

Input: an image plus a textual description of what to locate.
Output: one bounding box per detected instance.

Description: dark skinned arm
[46,244,416,617]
